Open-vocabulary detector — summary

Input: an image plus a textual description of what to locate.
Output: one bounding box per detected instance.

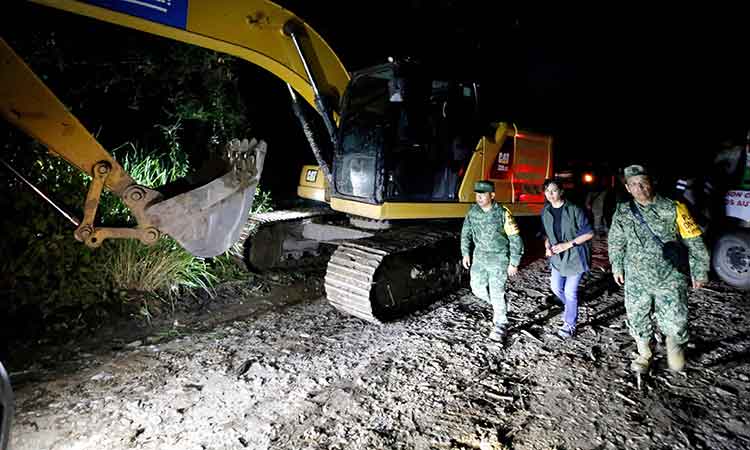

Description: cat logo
[305,168,318,183]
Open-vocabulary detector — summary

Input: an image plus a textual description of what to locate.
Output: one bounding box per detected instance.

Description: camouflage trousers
[470,251,509,329]
[624,278,689,345]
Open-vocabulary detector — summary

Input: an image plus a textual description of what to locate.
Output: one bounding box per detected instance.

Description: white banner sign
[725,190,750,221]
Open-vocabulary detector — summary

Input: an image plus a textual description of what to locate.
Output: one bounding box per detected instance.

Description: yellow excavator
[1,0,553,323]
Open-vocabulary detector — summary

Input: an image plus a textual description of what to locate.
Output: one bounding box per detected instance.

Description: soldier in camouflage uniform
[461,180,524,342]
[609,165,710,373]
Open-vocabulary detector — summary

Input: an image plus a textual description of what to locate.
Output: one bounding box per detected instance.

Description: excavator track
[325,225,464,323]
[231,207,343,271]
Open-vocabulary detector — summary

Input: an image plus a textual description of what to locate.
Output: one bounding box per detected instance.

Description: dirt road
[8,239,750,449]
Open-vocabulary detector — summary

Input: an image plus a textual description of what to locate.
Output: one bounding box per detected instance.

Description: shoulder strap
[629,200,664,248]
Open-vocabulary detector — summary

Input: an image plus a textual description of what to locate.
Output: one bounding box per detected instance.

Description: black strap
[628,200,664,248]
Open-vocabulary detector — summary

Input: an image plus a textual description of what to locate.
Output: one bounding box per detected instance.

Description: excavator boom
[0,37,134,195]
[4,1,555,322]
[2,0,352,256]
[29,0,350,120]
[1,36,267,256]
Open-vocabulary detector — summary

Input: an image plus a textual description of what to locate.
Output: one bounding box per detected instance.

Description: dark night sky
[267,3,749,184]
[4,2,749,198]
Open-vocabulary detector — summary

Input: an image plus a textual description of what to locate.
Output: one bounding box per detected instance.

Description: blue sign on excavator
[79,0,188,29]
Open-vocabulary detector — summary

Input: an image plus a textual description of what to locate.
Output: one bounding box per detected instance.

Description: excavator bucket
[1,38,268,257]
[145,138,267,258]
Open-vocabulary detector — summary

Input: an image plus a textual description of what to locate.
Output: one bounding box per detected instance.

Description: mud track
[9,238,750,450]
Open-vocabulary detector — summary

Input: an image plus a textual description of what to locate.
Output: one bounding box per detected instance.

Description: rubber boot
[630,339,652,374]
[666,337,686,372]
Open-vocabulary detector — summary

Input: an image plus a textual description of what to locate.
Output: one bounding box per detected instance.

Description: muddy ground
[6,238,750,450]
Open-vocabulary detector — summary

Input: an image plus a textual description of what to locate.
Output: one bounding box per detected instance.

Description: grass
[103,238,217,298]
[99,141,275,318]
[4,127,274,330]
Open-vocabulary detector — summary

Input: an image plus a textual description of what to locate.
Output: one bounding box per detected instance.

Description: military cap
[474,180,495,193]
[623,164,648,179]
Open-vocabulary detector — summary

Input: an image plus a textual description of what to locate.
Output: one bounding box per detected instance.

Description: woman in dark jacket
[541,178,594,338]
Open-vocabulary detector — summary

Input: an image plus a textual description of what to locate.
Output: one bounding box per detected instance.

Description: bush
[0,139,273,330]
[1,23,272,336]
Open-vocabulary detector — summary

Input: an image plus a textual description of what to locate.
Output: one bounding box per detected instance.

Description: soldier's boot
[630,339,653,374]
[666,337,686,372]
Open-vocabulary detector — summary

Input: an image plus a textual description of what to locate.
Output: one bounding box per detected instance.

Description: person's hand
[462,255,471,270]
[692,278,705,289]
[613,272,624,286]
[551,242,573,254]
[545,247,553,257]
[507,265,518,277]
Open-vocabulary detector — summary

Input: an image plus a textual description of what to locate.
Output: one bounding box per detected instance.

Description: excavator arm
[0,38,164,247]
[1,0,350,256]
[28,0,350,122]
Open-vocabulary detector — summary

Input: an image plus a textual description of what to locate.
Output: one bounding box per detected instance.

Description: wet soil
[7,238,750,450]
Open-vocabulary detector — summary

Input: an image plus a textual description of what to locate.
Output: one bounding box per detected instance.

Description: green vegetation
[0,21,273,336]
[0,138,272,330]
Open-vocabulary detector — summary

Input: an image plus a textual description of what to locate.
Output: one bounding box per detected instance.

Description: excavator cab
[335,61,479,204]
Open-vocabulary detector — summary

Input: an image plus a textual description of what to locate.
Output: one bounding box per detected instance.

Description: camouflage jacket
[608,195,709,283]
[461,202,524,266]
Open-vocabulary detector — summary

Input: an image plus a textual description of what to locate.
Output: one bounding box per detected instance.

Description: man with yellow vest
[461,180,524,343]
[609,165,710,374]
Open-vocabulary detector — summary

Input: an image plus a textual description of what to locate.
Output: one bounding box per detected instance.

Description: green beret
[623,164,648,179]
[474,180,495,193]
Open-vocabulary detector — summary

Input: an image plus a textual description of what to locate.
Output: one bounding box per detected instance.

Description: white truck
[677,136,750,290]
[712,189,750,289]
